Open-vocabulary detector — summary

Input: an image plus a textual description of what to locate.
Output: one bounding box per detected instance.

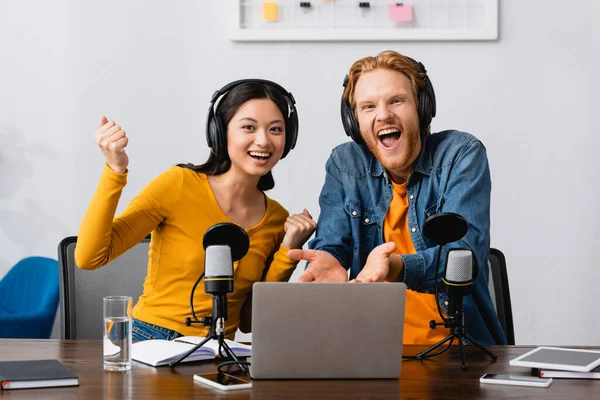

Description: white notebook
[132,337,251,367]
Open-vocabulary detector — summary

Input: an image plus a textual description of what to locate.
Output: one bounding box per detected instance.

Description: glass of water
[103,296,133,371]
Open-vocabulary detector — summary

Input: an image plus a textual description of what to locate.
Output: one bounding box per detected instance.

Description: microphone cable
[187,272,205,324]
[217,360,252,376]
[433,245,449,323]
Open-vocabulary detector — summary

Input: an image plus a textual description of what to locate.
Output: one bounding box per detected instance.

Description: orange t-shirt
[384,180,449,344]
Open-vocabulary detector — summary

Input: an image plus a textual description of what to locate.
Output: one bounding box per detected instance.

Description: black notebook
[0,359,79,390]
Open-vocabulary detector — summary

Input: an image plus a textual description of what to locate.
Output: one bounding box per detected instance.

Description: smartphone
[193,372,252,391]
[479,373,552,387]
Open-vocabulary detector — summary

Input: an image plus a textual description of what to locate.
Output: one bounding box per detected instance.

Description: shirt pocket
[425,201,439,219]
[344,200,378,252]
[425,194,445,219]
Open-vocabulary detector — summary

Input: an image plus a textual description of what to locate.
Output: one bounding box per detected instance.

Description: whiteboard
[230,0,498,41]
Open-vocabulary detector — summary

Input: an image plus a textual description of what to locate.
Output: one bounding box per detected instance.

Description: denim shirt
[309,130,507,345]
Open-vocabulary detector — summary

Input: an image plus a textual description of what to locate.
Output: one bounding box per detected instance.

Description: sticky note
[389,4,413,22]
[263,2,278,22]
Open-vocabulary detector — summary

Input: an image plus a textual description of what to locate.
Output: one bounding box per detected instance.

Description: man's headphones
[340,57,437,145]
[206,79,299,159]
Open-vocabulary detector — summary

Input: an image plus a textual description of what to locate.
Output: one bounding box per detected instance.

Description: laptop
[249,282,406,379]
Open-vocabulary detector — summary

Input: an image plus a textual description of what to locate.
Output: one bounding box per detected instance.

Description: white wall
[1,1,598,345]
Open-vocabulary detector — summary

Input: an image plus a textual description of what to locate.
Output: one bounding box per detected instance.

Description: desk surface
[0,340,598,399]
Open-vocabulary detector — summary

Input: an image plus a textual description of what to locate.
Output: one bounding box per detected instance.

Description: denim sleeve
[401,139,491,292]
[308,153,354,270]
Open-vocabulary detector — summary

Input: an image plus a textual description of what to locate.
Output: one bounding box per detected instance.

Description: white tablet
[509,347,600,372]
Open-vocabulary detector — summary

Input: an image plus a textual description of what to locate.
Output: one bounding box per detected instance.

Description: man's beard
[364,130,421,175]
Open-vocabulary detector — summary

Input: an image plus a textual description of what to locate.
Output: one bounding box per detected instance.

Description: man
[288,50,506,345]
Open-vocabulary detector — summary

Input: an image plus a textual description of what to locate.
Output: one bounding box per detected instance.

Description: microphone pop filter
[422,212,468,245]
[203,222,250,261]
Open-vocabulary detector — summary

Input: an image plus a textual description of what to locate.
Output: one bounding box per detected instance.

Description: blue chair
[0,257,59,338]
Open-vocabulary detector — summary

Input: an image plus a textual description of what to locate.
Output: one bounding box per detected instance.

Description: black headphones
[206,79,299,159]
[340,57,437,145]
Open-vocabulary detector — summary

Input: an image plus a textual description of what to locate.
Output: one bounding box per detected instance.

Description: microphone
[443,249,474,320]
[202,223,250,335]
[204,245,234,296]
[203,222,250,297]
[444,248,473,294]
[415,212,497,370]
[170,222,249,369]
[421,211,470,322]
[183,223,250,328]
[204,245,234,332]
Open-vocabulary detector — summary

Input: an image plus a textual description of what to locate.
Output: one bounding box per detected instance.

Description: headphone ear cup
[418,94,429,132]
[206,105,226,159]
[341,98,363,145]
[211,114,226,158]
[206,104,219,157]
[418,75,436,134]
[282,106,299,159]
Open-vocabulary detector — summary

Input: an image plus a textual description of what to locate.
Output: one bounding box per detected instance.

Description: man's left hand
[351,242,398,282]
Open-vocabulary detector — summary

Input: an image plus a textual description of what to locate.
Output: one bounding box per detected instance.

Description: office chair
[58,236,150,339]
[0,257,59,339]
[487,248,515,345]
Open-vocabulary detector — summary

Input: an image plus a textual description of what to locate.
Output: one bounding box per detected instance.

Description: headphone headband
[210,79,297,112]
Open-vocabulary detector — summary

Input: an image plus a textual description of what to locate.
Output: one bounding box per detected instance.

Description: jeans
[131,319,184,341]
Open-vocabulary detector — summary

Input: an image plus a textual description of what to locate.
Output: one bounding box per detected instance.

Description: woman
[75,79,316,341]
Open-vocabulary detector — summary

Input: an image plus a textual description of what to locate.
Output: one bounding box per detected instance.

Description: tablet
[509,347,600,372]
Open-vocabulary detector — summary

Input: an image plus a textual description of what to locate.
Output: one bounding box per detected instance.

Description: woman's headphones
[206,79,299,159]
[340,57,437,145]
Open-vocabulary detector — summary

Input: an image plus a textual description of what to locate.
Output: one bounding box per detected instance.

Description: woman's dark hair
[178,81,291,191]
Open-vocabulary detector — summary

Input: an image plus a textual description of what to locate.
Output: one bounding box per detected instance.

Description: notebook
[0,359,79,390]
[250,282,406,379]
[132,337,251,367]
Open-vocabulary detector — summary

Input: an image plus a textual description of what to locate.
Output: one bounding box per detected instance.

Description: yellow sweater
[75,165,298,339]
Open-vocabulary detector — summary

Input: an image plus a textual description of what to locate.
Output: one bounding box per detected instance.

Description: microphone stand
[169,295,246,371]
[415,245,497,370]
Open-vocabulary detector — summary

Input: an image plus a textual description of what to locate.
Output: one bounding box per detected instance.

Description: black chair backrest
[487,248,515,345]
[58,236,150,339]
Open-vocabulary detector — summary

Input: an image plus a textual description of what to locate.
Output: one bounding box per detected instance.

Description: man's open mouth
[377,128,401,147]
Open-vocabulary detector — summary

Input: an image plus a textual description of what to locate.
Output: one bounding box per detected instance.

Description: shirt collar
[413,135,432,177]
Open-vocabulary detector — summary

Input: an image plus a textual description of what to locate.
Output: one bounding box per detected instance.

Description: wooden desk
[0,340,598,399]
